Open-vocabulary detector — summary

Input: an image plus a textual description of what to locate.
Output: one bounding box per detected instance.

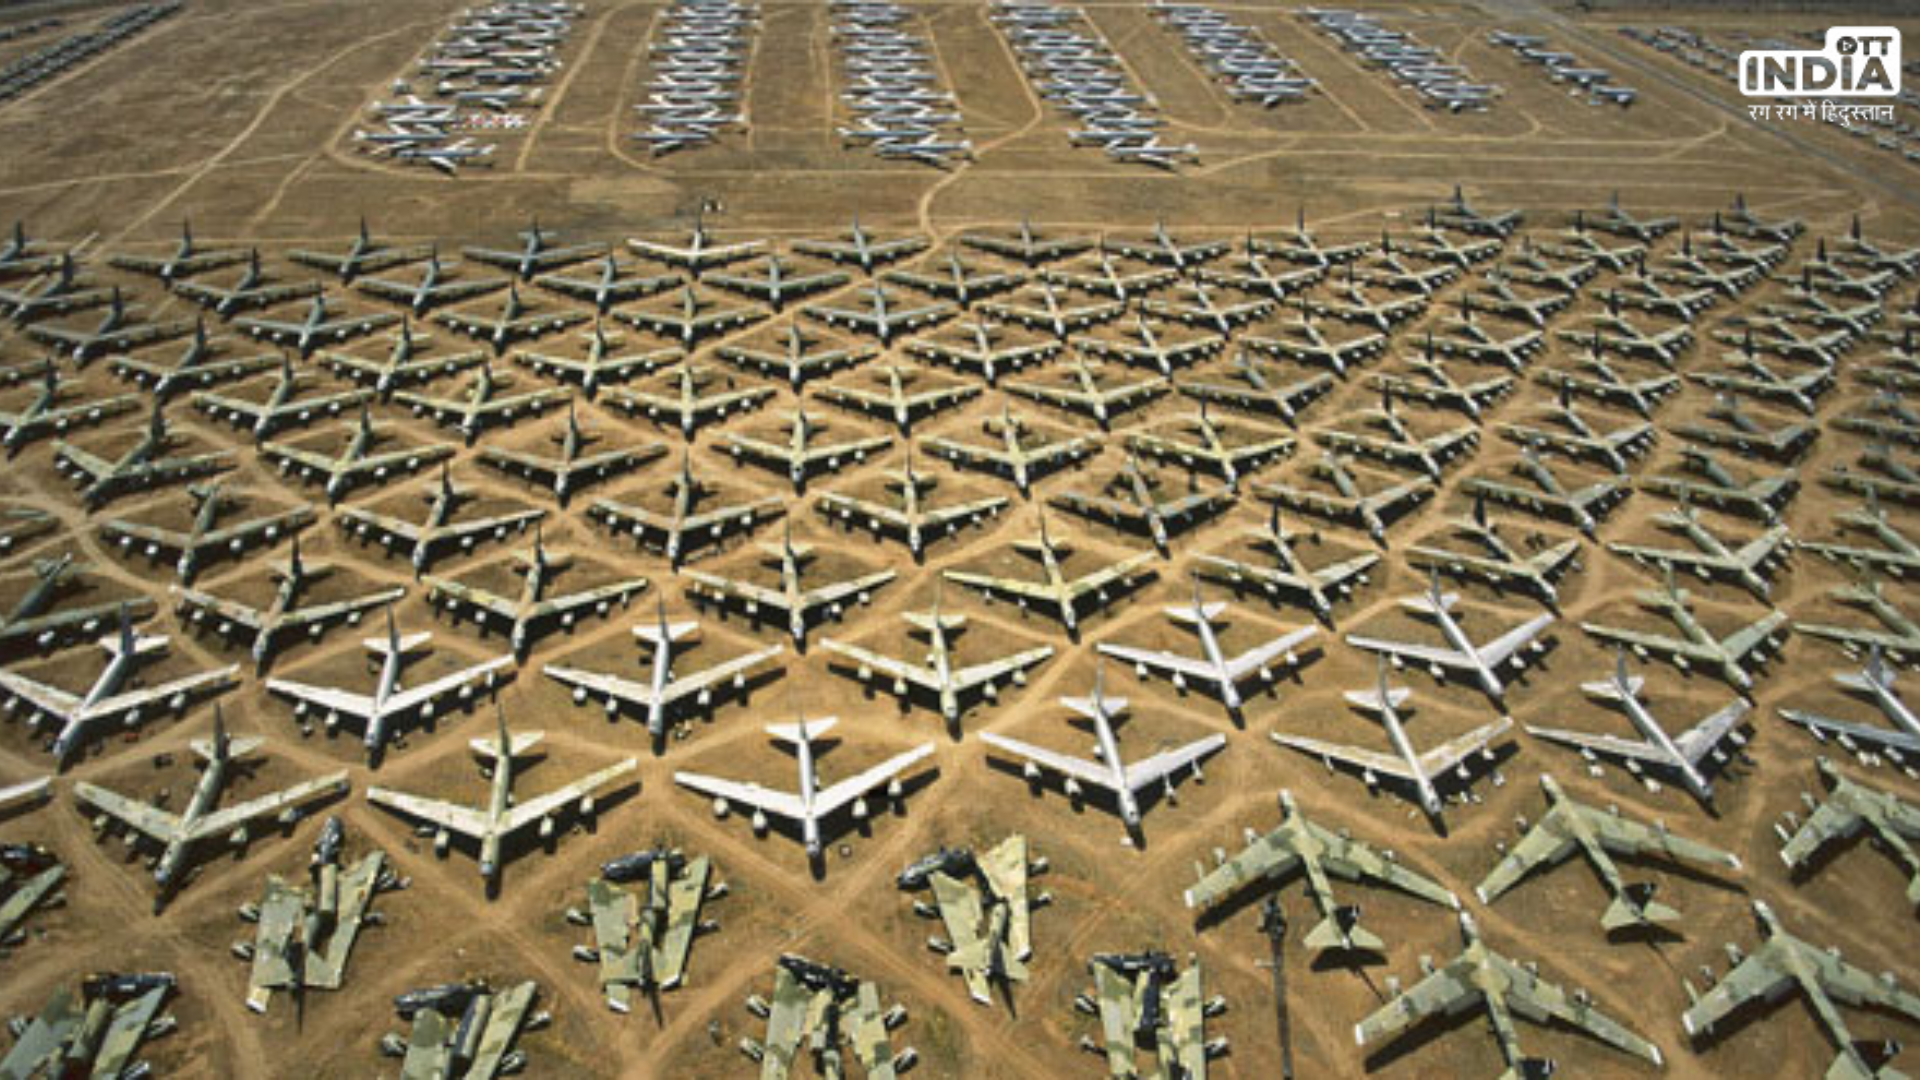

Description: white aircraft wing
[952,645,1054,692]
[1475,613,1554,670]
[1098,643,1218,686]
[980,732,1116,793]
[809,743,937,819]
[73,782,182,844]
[384,656,513,716]
[1778,708,1920,755]
[1525,723,1670,765]
[820,494,909,532]
[943,569,1061,609]
[1223,627,1320,681]
[1121,734,1227,793]
[1414,717,1512,778]
[821,639,940,694]
[672,772,808,822]
[498,758,637,835]
[366,786,491,840]
[684,570,791,615]
[1672,700,1750,765]
[682,496,781,536]
[1346,633,1478,673]
[263,678,378,724]
[797,570,894,614]
[191,770,349,841]
[1272,732,1418,783]
[89,666,239,719]
[1064,553,1156,601]
[0,672,82,718]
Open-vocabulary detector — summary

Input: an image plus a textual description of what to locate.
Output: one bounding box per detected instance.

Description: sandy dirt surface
[1,0,1919,1078]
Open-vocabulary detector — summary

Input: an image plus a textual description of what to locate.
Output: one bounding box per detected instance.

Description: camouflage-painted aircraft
[1074,951,1227,1079]
[818,448,1007,561]
[336,463,543,578]
[1607,501,1790,601]
[1176,349,1334,426]
[1776,757,1920,908]
[707,256,849,311]
[53,402,234,510]
[233,816,401,1012]
[235,294,401,358]
[288,218,432,282]
[1406,495,1578,607]
[381,978,548,1079]
[589,448,782,567]
[480,398,666,506]
[568,848,725,1012]
[718,323,876,390]
[533,253,678,314]
[607,361,773,438]
[191,352,370,442]
[1581,571,1786,692]
[108,317,281,400]
[174,249,322,318]
[110,220,250,282]
[0,973,177,1079]
[724,407,890,493]
[1257,451,1434,546]
[942,510,1154,639]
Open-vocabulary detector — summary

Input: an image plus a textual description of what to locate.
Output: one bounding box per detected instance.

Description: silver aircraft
[1097,577,1318,715]
[1346,570,1553,704]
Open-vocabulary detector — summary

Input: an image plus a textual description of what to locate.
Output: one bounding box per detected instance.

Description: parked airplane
[0,972,178,1078]
[981,281,1124,340]
[357,249,510,315]
[100,481,313,583]
[1004,354,1164,430]
[1048,245,1178,302]
[823,588,1052,735]
[819,449,1007,561]
[625,215,763,273]
[943,511,1154,639]
[1581,571,1786,692]
[683,520,895,651]
[718,324,876,391]
[337,463,543,578]
[1074,314,1223,378]
[1795,578,1920,662]
[434,282,588,354]
[1406,496,1578,607]
[1607,502,1790,601]
[708,256,850,310]
[1462,448,1626,537]
[396,362,569,445]
[804,284,955,344]
[922,406,1098,498]
[261,403,456,503]
[1497,387,1654,475]
[1777,755,1919,906]
[465,219,607,280]
[589,448,781,567]
[109,220,251,283]
[816,363,979,436]
[961,217,1094,265]
[1368,347,1512,422]
[235,294,401,358]
[175,249,323,318]
[794,216,928,274]
[534,254,679,314]
[905,317,1059,385]
[27,288,195,364]
[1051,451,1233,558]
[289,218,433,282]
[608,362,773,439]
[320,318,487,400]
[515,319,683,399]
[424,526,647,658]
[1534,354,1679,418]
[1347,570,1553,704]
[1258,452,1434,546]
[1098,578,1317,715]
[173,533,403,673]
[0,365,139,455]
[54,403,234,510]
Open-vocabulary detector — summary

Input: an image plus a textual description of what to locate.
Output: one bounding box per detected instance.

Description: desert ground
[0,0,1918,1076]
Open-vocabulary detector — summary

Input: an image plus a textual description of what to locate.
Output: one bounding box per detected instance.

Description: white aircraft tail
[366,631,433,658]
[766,716,837,745]
[471,704,543,760]
[1344,655,1411,714]
[190,706,261,763]
[1166,601,1228,627]
[1398,570,1459,617]
[632,594,699,647]
[1582,651,1643,702]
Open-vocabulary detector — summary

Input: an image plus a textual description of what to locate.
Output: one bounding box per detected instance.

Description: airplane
[707,256,851,311]
[1642,448,1797,524]
[0,221,69,278]
[261,403,456,504]
[1314,389,1478,482]
[1837,397,1920,451]
[960,217,1094,265]
[0,365,139,455]
[804,283,956,344]
[1479,772,1741,931]
[319,317,488,400]
[1367,345,1513,422]
[607,361,774,439]
[26,287,196,364]
[1073,314,1223,378]
[337,463,544,578]
[1431,184,1522,237]
[684,520,895,651]
[99,480,314,583]
[1712,314,1853,368]
[480,398,665,507]
[1305,269,1427,333]
[1348,569,1554,704]
[922,406,1099,499]
[0,840,63,945]
[266,605,512,764]
[1528,651,1751,807]
[1498,387,1654,475]
[1241,306,1388,377]
[1607,502,1790,601]
[395,362,569,445]
[1800,496,1920,579]
[1717,192,1803,243]
[234,294,402,359]
[1462,448,1627,538]
[624,215,764,274]
[1047,244,1180,302]
[814,363,980,437]
[1795,578,1920,663]
[979,281,1125,340]
[589,448,782,567]
[1581,571,1787,692]
[389,137,498,176]
[1833,211,1920,276]
[904,317,1059,385]
[545,594,783,748]
[1050,450,1232,558]
[1184,787,1456,952]
[1672,393,1817,462]
[717,324,877,392]
[187,348,366,441]
[1356,911,1665,1077]
[793,216,928,274]
[464,219,607,280]
[1108,220,1229,271]
[379,978,548,1078]
[232,816,400,1013]
[943,510,1154,640]
[1780,756,1920,908]
[1555,298,1694,367]
[1142,280,1273,336]
[1074,951,1226,1080]
[0,252,112,325]
[1004,353,1165,431]
[424,526,647,659]
[109,219,252,282]
[76,706,347,905]
[1690,353,1834,417]
[1350,235,1460,297]
[822,588,1053,735]
[174,249,324,318]
[1655,234,1765,299]
[433,282,589,355]
[1582,191,1678,242]
[1534,353,1680,418]
[618,283,767,348]
[53,403,235,510]
[514,319,684,399]
[722,407,889,494]
[818,449,1008,561]
[0,973,178,1079]
[1539,211,1647,271]
[1176,349,1333,427]
[370,706,635,891]
[356,248,511,314]
[1682,899,1920,1080]
[1126,403,1293,491]
[0,776,51,817]
[1258,451,1434,547]
[1826,446,1920,508]
[1098,577,1318,715]
[982,660,1225,840]
[1194,501,1378,624]
[1790,237,1900,301]
[1196,248,1323,303]
[0,599,229,768]
[566,847,727,1011]
[1406,496,1578,608]
[0,551,159,654]
[899,836,1045,1007]
[289,218,434,282]
[173,532,404,673]
[534,253,680,313]
[675,716,935,862]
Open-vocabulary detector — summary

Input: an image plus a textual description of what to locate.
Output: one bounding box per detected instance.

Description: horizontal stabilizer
[767,717,837,744]
[1305,906,1381,953]
[1166,601,1228,626]
[1399,590,1460,617]
[191,735,262,763]
[1343,686,1412,713]
[1581,675,1643,701]
[1601,883,1677,931]
[365,631,433,658]
[471,730,544,760]
[632,621,699,647]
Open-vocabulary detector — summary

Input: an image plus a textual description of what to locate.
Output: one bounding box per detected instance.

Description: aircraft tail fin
[365,606,431,658]
[1166,601,1228,627]
[1601,883,1677,931]
[471,703,543,761]
[1343,685,1412,714]
[766,716,836,745]
[1305,906,1381,953]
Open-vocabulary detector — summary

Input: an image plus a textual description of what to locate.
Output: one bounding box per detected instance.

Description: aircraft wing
[1778,798,1864,870]
[263,678,378,725]
[73,782,183,844]
[683,570,792,615]
[1223,627,1319,681]
[95,517,193,555]
[1722,611,1788,660]
[366,786,491,840]
[1051,490,1144,527]
[951,645,1054,692]
[1414,717,1512,779]
[1608,541,1736,578]
[1525,723,1670,765]
[809,743,936,819]
[1355,957,1477,1046]
[259,442,340,476]
[1778,707,1920,755]
[980,732,1116,794]
[1581,800,1740,868]
[0,989,83,1077]
[1491,951,1663,1062]
[1121,734,1227,793]
[821,639,939,695]
[1064,552,1156,601]
[1582,623,1720,668]
[1475,613,1554,669]
[671,772,807,823]
[192,770,349,841]
[52,443,116,482]
[681,496,782,538]
[1475,812,1578,903]
[1810,944,1920,1017]
[943,569,1060,608]
[205,508,315,550]
[549,643,780,712]
[1682,943,1791,1037]
[94,985,171,1080]
[1098,642,1218,686]
[384,656,513,717]
[526,581,645,625]
[797,570,894,615]
[425,578,519,623]
[336,507,425,547]
[1154,489,1232,523]
[89,666,239,721]
[0,670,81,718]
[498,758,637,835]
[820,493,909,532]
[1672,700,1751,765]
[1346,633,1477,674]
[478,447,562,484]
